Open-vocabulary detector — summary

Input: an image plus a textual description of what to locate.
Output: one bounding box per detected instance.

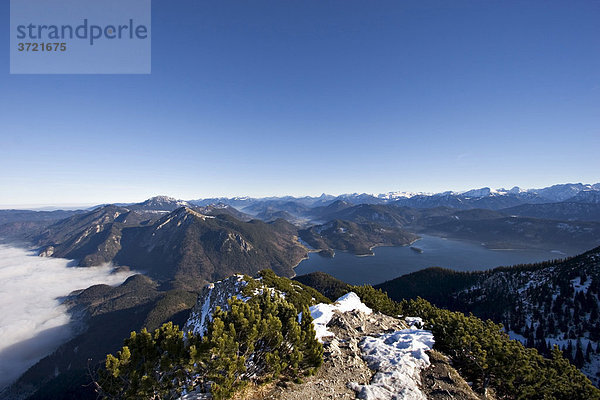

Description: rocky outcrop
[261,303,480,400]
[183,275,249,336]
[180,275,482,400]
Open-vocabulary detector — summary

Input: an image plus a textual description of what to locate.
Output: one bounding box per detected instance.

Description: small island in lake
[317,248,335,258]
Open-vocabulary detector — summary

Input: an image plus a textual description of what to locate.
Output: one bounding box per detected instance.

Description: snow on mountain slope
[349,327,435,400]
[183,274,249,336]
[130,196,192,211]
[184,183,599,211]
[377,191,432,200]
[530,183,597,202]
[453,248,600,385]
[376,184,599,202]
[460,187,493,198]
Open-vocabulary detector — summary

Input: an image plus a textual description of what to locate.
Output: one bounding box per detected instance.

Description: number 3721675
[17,43,67,52]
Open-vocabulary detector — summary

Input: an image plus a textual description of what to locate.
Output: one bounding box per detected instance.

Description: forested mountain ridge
[28,205,307,291]
[112,208,306,290]
[298,219,418,256]
[376,246,600,385]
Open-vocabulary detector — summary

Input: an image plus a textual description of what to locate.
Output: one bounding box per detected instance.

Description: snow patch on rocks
[349,327,435,400]
[404,316,424,328]
[309,292,372,342]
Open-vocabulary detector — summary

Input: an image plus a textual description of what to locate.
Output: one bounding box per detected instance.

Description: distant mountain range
[189,182,600,210]
[3,183,599,216]
[1,182,600,276]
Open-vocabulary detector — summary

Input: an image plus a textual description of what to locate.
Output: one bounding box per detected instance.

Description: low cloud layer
[0,245,133,389]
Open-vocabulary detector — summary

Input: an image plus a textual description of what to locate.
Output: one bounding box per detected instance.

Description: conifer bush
[98,285,322,400]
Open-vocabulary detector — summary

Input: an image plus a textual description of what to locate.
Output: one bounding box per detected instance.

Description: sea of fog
[295,234,565,285]
[0,244,134,389]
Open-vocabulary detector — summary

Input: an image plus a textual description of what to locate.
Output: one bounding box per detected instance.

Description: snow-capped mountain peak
[133,196,192,211]
[460,187,492,198]
[377,191,432,200]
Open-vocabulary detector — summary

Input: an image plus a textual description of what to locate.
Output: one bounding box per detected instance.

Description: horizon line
[1,181,598,210]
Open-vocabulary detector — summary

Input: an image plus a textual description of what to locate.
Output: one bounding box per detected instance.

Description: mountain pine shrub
[98,285,322,399]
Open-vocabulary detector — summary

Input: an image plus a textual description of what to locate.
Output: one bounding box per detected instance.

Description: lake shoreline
[294,234,565,286]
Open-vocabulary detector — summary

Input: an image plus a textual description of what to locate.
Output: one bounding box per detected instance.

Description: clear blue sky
[1,0,599,207]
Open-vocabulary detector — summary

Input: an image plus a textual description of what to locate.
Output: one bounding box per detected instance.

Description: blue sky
[1,0,599,207]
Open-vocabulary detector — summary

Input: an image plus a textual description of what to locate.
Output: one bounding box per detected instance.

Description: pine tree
[544,346,600,399]
[566,340,574,361]
[99,322,192,399]
[586,341,594,362]
[298,304,323,375]
[537,339,548,356]
[547,315,555,335]
[574,339,585,369]
[535,323,544,341]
